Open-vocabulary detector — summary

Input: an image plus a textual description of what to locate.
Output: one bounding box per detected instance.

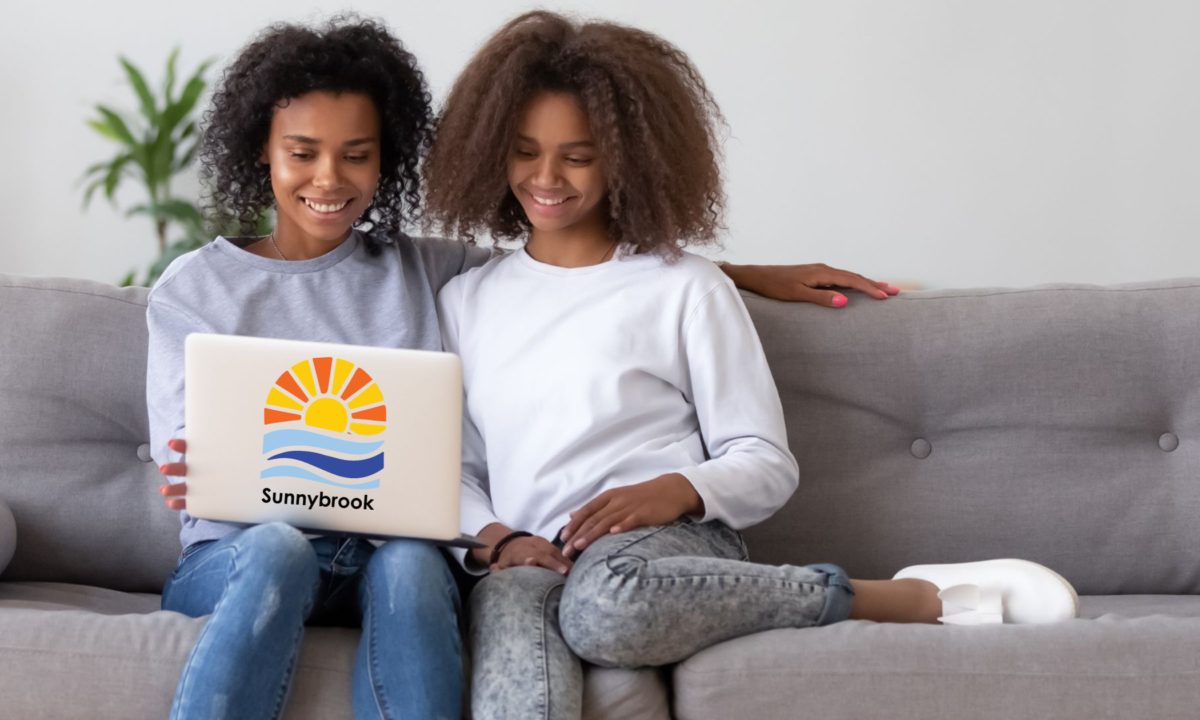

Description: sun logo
[264,358,387,435]
[260,357,386,492]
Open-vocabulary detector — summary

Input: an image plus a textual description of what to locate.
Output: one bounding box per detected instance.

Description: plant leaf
[82,177,107,208]
[149,130,176,191]
[87,118,125,144]
[159,199,205,227]
[119,56,157,123]
[160,72,209,137]
[164,47,180,104]
[93,106,137,147]
[175,140,198,171]
[118,270,137,287]
[125,198,205,228]
[80,159,114,181]
[103,154,132,201]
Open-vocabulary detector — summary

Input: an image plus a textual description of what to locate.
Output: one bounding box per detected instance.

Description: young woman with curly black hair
[146,18,484,720]
[428,12,1079,720]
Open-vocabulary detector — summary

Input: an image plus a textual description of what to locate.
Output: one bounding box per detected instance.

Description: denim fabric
[161,522,462,720]
[468,519,852,720]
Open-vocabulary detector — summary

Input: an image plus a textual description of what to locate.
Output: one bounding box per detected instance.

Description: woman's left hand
[722,262,900,307]
[560,474,703,558]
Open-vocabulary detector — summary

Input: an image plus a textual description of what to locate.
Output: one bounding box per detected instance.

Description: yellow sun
[264,357,387,435]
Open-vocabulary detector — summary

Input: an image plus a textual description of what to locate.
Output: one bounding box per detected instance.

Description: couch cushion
[0,275,179,592]
[0,581,662,720]
[0,581,356,719]
[672,595,1200,720]
[740,279,1200,596]
[583,666,671,720]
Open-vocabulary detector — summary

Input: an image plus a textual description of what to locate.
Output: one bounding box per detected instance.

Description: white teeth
[305,199,349,213]
[533,195,567,206]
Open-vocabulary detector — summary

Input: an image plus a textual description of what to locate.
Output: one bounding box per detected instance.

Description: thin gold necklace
[597,239,618,265]
[268,230,288,261]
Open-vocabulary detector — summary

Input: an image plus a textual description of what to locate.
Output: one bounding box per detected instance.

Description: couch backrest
[2,273,1197,595]
[0,275,178,592]
[740,279,1200,595]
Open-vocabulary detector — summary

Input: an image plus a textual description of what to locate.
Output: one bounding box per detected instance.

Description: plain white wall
[1,0,1197,288]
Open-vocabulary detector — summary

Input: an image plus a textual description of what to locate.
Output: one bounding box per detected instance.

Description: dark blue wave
[266,451,384,479]
[260,466,380,489]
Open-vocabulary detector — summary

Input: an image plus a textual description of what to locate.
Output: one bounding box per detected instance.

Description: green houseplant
[81,49,217,286]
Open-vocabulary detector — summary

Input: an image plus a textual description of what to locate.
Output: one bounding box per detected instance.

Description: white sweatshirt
[437,247,799,562]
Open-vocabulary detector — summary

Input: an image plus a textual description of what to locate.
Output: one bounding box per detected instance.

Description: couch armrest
[0,497,15,577]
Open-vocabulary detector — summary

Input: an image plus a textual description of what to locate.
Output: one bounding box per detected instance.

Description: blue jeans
[161,522,462,720]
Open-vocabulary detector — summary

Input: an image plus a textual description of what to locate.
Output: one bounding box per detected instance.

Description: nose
[312,154,344,191]
[531,155,563,189]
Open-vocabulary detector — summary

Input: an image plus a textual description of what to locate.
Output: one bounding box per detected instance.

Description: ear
[259,144,269,164]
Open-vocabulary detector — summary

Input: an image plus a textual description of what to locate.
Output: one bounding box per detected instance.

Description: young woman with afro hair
[426,12,1078,720]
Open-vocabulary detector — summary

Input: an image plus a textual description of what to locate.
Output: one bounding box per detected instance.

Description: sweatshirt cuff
[448,546,489,576]
[676,466,719,525]
[457,503,501,575]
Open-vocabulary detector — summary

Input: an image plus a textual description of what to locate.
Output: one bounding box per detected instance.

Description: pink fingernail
[832,295,848,308]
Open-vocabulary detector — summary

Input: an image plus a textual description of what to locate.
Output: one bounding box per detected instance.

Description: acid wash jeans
[468,518,855,720]
[161,522,463,720]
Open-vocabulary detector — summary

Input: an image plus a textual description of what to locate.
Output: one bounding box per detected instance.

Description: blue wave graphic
[266,451,383,479]
[262,429,383,456]
[260,466,380,490]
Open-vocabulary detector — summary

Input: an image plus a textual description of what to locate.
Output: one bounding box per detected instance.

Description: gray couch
[1,272,1198,719]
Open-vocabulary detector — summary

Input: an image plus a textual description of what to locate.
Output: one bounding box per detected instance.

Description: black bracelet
[489,531,533,566]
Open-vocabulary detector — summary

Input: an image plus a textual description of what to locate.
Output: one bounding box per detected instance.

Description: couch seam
[896,284,1200,301]
[0,285,147,308]
[674,668,1200,679]
[0,645,351,674]
[741,282,1200,304]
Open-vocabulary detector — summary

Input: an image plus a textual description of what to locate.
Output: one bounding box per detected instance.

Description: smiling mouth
[303,198,351,213]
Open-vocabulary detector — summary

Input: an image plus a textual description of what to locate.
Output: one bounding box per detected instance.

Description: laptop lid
[183,333,462,542]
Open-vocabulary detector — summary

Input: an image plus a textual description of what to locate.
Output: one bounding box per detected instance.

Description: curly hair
[200,15,433,255]
[424,11,727,254]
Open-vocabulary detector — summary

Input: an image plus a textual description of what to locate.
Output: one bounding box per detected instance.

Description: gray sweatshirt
[146,231,492,550]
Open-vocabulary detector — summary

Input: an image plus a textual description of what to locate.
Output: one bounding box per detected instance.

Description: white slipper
[894,559,1079,625]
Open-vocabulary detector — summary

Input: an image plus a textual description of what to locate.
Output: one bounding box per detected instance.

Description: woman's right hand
[158,438,188,511]
[491,535,574,575]
[474,523,574,575]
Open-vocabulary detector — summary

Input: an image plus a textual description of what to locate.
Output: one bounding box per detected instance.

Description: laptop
[184,333,481,547]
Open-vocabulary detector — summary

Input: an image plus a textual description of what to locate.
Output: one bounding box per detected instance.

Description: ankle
[907,578,943,624]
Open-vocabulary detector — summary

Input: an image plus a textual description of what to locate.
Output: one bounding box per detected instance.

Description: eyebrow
[515,133,595,150]
[282,135,377,147]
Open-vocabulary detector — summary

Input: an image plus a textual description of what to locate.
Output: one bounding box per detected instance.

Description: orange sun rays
[263,357,387,435]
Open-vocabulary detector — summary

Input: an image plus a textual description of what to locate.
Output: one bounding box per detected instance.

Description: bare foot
[848,578,942,624]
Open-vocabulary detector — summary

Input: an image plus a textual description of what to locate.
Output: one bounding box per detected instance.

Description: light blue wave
[262,429,383,456]
[260,465,381,490]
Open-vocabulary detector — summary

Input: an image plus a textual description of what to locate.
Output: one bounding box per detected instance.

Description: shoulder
[667,250,731,284]
[440,249,512,299]
[393,232,497,287]
[632,248,733,297]
[147,239,225,306]
[395,233,475,264]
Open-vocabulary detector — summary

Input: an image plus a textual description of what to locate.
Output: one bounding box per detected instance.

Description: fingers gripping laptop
[184,334,480,546]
